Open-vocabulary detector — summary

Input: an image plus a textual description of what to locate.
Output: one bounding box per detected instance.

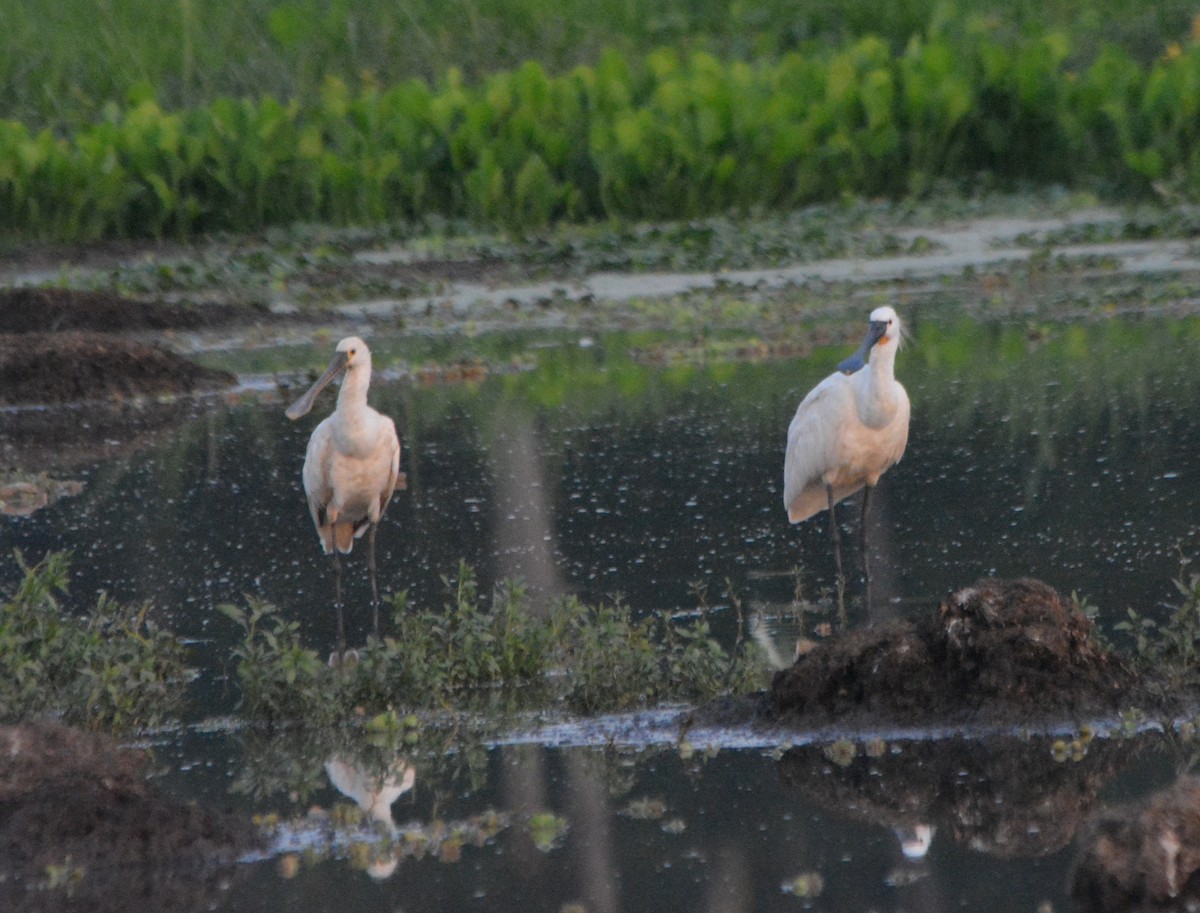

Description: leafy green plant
[1114,553,1200,684]
[222,561,766,725]
[11,23,1200,241]
[0,551,190,731]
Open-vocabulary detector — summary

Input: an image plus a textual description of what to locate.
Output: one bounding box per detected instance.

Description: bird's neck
[336,365,371,411]
[333,366,377,451]
[857,343,901,427]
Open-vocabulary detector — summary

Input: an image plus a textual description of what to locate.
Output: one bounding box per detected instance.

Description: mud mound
[1072,776,1200,912]
[0,332,235,405]
[770,578,1139,726]
[0,286,260,333]
[0,721,259,913]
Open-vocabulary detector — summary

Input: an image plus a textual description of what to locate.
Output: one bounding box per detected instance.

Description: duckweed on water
[0,552,189,731]
[221,562,765,725]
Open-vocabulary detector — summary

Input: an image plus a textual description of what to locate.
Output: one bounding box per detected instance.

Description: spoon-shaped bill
[285,351,349,420]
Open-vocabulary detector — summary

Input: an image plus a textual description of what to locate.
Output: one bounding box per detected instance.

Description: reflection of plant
[1114,553,1200,687]
[0,551,189,731]
[222,561,766,724]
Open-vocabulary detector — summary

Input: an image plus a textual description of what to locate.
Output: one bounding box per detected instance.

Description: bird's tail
[333,521,357,554]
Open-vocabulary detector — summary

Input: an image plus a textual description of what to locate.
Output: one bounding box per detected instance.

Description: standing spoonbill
[286,336,401,652]
[783,306,910,613]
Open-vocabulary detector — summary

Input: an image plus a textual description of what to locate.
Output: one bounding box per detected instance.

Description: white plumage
[783,306,910,523]
[286,336,400,648]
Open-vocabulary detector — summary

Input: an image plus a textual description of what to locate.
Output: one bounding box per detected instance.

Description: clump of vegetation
[9,22,1200,241]
[221,562,764,725]
[0,551,190,731]
[1114,554,1200,689]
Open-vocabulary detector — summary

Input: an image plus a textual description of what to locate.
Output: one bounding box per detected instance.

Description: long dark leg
[827,483,846,627]
[861,485,873,611]
[367,523,380,637]
[331,551,346,656]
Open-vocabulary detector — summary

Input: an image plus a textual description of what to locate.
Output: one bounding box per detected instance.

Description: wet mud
[767,578,1146,729]
[0,287,261,335]
[0,720,260,913]
[0,332,235,406]
[0,288,242,407]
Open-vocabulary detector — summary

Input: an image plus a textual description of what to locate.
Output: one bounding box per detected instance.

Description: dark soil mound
[770,578,1140,726]
[1072,776,1200,911]
[0,332,235,405]
[0,721,260,913]
[0,287,261,334]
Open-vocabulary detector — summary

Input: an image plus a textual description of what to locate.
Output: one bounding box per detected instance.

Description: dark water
[3,314,1200,910]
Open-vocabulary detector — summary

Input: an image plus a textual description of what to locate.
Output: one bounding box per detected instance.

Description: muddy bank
[0,333,235,406]
[0,720,260,913]
[767,578,1147,729]
[0,287,253,407]
[0,287,263,334]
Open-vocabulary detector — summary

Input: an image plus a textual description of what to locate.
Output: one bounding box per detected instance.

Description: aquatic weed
[0,551,189,731]
[222,562,766,724]
[1113,552,1200,685]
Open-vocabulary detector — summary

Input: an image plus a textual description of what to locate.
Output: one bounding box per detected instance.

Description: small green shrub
[0,551,190,731]
[1114,554,1200,685]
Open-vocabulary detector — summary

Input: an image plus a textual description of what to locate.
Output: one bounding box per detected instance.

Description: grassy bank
[3,5,1200,241]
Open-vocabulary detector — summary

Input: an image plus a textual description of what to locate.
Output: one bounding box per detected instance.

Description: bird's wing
[888,385,912,467]
[377,418,401,520]
[302,418,335,526]
[783,375,852,521]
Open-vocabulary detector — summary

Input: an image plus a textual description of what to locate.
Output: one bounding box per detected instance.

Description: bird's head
[837,307,904,374]
[336,336,371,371]
[285,337,373,420]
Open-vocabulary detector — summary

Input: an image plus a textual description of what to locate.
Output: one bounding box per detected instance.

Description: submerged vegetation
[221,562,764,726]
[0,552,189,731]
[6,11,1200,239]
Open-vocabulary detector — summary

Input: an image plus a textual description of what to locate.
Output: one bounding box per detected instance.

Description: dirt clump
[0,286,261,334]
[0,720,260,913]
[0,332,235,405]
[1071,776,1200,912]
[769,578,1140,727]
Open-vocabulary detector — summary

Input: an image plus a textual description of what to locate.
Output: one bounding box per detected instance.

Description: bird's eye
[350,348,357,356]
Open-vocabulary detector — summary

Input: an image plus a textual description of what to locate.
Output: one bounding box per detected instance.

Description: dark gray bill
[836,320,888,375]
[285,351,349,420]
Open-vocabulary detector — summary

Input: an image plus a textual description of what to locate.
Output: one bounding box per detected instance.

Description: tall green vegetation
[5,20,1200,241]
[3,0,1195,130]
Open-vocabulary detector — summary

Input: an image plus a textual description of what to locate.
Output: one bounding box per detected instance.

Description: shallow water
[3,310,1200,910]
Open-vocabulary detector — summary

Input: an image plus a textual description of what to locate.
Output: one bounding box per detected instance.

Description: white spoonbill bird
[286,336,401,651]
[783,306,910,606]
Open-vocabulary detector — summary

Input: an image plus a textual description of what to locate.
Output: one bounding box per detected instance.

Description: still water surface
[3,312,1200,911]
